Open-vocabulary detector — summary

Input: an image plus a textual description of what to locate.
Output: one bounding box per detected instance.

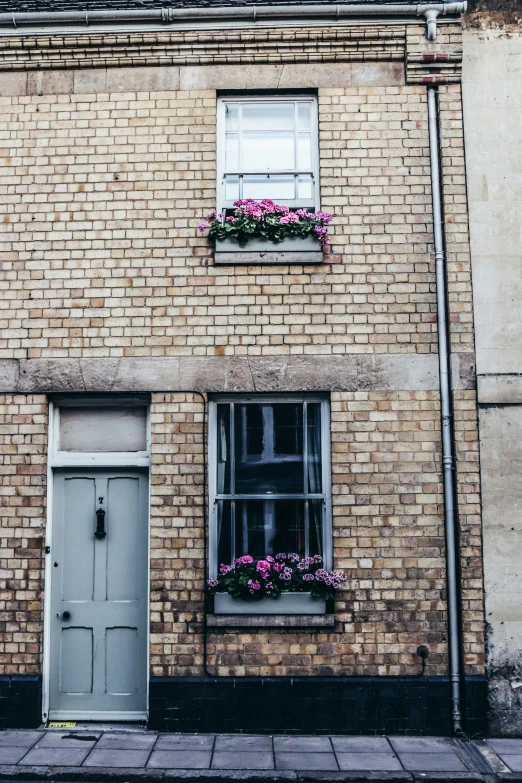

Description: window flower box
[207,553,346,617]
[199,199,332,265]
[213,592,326,615]
[215,234,322,264]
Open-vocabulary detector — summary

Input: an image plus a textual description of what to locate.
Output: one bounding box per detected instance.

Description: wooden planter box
[214,234,323,265]
[213,592,326,615]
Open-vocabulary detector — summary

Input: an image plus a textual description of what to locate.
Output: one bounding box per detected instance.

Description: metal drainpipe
[427,86,462,734]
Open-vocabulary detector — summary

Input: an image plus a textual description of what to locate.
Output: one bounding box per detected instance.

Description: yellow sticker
[47,721,77,728]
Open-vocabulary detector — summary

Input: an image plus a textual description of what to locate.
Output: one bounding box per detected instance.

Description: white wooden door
[49,470,148,720]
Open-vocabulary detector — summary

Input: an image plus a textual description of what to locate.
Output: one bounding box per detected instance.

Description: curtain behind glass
[216,405,230,561]
[306,403,323,556]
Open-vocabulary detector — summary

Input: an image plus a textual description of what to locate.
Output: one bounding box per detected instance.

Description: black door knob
[62,611,71,620]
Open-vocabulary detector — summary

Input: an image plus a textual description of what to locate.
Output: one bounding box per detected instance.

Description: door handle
[62,611,71,620]
[94,507,106,539]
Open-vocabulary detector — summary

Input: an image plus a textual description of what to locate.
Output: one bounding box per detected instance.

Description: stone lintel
[0,354,475,395]
[477,374,522,404]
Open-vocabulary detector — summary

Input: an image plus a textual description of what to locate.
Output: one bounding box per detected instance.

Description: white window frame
[48,396,151,469]
[208,394,332,579]
[217,95,320,212]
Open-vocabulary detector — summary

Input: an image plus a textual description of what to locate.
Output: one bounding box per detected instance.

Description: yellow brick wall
[148,391,475,677]
[0,395,47,674]
[0,77,483,678]
[0,85,452,359]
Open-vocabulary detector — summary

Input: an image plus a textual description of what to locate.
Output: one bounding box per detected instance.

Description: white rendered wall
[463,26,522,736]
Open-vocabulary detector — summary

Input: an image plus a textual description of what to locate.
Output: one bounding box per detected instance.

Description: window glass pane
[234,403,303,493]
[216,404,231,495]
[297,133,312,169]
[298,103,312,131]
[225,103,239,131]
[242,132,295,171]
[242,174,295,201]
[217,499,323,563]
[225,175,239,201]
[225,133,239,169]
[306,403,322,493]
[59,407,147,452]
[297,174,313,200]
[242,103,294,131]
[308,499,323,557]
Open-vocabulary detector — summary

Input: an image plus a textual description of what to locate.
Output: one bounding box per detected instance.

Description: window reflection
[215,400,326,564]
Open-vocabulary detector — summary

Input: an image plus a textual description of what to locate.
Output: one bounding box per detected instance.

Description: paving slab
[155,734,215,751]
[488,740,522,754]
[276,753,338,771]
[164,773,298,782]
[83,749,152,767]
[331,737,392,753]
[215,736,273,752]
[389,738,452,754]
[501,756,522,772]
[19,746,91,766]
[33,732,99,748]
[336,752,403,772]
[147,750,212,769]
[212,751,275,770]
[94,733,157,750]
[274,738,333,753]
[0,731,43,747]
[398,752,467,771]
[0,747,32,764]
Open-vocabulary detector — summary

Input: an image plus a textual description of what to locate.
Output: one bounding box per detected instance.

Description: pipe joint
[424,8,439,40]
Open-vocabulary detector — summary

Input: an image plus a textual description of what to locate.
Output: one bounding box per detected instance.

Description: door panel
[106,628,138,694]
[49,470,148,719]
[107,477,140,601]
[63,478,96,601]
[60,628,93,694]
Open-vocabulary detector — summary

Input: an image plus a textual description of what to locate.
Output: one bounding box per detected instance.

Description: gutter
[427,86,463,734]
[0,3,467,41]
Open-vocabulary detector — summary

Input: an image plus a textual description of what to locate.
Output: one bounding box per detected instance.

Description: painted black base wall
[149,676,487,736]
[0,676,42,729]
[0,674,486,734]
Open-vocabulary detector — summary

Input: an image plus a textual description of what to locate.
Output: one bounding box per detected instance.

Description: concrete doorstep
[0,731,520,783]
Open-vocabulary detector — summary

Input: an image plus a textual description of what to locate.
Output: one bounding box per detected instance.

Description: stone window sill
[214,250,323,265]
[206,614,335,628]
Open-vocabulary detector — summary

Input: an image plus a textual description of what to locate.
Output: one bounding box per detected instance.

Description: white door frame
[42,398,152,724]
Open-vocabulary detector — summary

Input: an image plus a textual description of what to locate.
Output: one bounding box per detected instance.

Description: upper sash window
[218,96,320,211]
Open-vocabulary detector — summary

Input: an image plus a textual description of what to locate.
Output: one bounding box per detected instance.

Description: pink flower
[303,573,315,582]
[219,564,232,575]
[276,553,287,560]
[266,555,275,563]
[248,579,261,591]
[226,216,236,223]
[273,562,284,572]
[257,559,271,572]
[315,211,333,223]
[288,553,299,561]
[241,555,254,564]
[207,578,219,587]
[198,221,209,232]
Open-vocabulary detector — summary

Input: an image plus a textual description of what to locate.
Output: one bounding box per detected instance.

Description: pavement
[0,728,521,783]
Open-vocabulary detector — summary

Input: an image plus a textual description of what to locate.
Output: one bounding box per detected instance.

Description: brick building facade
[0,0,487,733]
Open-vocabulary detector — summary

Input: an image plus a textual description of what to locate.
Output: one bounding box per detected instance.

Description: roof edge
[0,3,467,41]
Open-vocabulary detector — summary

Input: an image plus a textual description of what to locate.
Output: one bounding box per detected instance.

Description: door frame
[42,397,152,724]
